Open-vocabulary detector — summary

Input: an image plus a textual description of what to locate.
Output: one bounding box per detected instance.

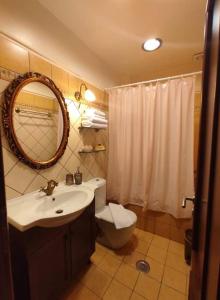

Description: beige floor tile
[81,265,112,297]
[130,292,146,300]
[144,257,164,282]
[91,251,106,266]
[135,273,160,300]
[137,229,154,243]
[134,228,142,235]
[98,254,121,276]
[115,263,139,289]
[64,282,100,300]
[166,252,190,274]
[123,251,145,268]
[163,266,187,294]
[103,279,132,300]
[168,240,184,256]
[105,248,125,261]
[96,243,125,262]
[147,244,167,264]
[151,235,169,250]
[96,243,109,255]
[158,285,186,300]
[135,239,150,255]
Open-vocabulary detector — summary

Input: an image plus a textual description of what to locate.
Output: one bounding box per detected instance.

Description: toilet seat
[95,205,137,225]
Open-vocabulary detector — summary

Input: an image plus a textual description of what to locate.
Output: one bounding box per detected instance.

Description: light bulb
[84,89,96,102]
[142,38,162,51]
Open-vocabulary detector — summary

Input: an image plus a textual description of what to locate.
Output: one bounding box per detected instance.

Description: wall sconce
[74,83,96,102]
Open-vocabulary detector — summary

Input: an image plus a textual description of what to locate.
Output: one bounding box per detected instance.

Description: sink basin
[7,183,95,231]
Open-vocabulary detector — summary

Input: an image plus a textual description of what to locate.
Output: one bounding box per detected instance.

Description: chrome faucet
[40,180,58,196]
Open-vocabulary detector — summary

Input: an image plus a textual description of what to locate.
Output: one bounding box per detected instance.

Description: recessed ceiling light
[142,38,162,52]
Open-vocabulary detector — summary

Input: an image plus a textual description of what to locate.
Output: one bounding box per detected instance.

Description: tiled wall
[14,91,59,161]
[0,34,108,201]
[126,205,192,244]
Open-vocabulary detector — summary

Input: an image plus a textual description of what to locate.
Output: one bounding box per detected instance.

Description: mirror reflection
[13,82,64,162]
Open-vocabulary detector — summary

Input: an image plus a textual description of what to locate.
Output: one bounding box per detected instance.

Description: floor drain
[136,260,150,273]
[55,209,63,214]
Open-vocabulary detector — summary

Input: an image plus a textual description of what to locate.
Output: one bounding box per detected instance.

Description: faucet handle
[47,180,58,187]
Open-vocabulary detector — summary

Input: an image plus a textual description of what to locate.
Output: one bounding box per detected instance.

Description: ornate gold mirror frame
[2,72,70,169]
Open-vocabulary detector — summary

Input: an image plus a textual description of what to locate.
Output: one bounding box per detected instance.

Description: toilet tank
[87,178,106,211]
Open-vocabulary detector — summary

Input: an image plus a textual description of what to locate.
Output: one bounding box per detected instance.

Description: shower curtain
[107,77,195,218]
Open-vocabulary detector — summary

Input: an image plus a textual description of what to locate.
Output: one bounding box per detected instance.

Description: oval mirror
[2,72,70,169]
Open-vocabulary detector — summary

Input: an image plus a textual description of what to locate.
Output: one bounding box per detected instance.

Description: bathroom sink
[7,183,95,231]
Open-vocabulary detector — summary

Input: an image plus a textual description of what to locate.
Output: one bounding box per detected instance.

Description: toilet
[87,178,137,249]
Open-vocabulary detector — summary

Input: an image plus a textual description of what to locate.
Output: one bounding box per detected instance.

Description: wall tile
[155,222,171,239]
[52,65,69,96]
[5,162,37,194]
[68,74,81,99]
[29,52,52,78]
[24,174,48,194]
[2,147,17,175]
[0,35,29,73]
[170,226,185,244]
[129,206,191,244]
[143,216,155,233]
[5,186,22,200]
[0,34,107,202]
[154,212,173,225]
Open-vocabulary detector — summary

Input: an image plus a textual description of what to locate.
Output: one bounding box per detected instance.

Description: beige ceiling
[39,0,206,85]
[0,0,206,88]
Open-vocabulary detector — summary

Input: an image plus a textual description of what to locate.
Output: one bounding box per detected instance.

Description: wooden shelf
[78,149,106,154]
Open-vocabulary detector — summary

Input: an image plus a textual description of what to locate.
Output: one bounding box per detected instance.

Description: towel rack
[15,107,52,118]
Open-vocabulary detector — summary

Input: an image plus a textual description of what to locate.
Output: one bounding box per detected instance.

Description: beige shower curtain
[107,77,195,218]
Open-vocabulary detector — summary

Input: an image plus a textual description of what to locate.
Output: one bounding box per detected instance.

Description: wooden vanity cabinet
[9,200,96,300]
[70,198,96,277]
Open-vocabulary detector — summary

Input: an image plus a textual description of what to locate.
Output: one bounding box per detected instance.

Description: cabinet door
[28,232,70,300]
[70,202,96,277]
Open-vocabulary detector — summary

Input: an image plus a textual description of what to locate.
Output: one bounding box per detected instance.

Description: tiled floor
[62,228,190,300]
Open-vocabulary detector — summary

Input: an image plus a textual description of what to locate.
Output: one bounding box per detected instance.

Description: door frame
[0,129,14,300]
[190,0,220,298]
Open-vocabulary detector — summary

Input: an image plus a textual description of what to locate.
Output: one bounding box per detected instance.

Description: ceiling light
[142,38,162,52]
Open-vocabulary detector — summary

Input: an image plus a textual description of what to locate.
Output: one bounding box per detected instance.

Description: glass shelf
[78,149,106,154]
[78,126,107,131]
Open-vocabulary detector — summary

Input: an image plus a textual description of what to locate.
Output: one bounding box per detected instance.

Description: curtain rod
[105,71,202,90]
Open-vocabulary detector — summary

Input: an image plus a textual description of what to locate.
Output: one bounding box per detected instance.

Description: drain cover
[55,209,63,214]
[136,260,150,273]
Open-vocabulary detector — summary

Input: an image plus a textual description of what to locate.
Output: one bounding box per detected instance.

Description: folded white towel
[85,108,106,118]
[81,120,107,129]
[94,110,106,117]
[109,203,133,229]
[81,115,108,124]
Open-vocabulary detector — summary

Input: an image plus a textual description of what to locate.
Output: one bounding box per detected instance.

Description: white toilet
[87,178,137,249]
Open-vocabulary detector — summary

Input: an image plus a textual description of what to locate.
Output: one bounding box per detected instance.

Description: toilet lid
[95,205,137,224]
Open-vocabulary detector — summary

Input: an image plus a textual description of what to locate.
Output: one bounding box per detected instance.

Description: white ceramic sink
[7,183,95,231]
